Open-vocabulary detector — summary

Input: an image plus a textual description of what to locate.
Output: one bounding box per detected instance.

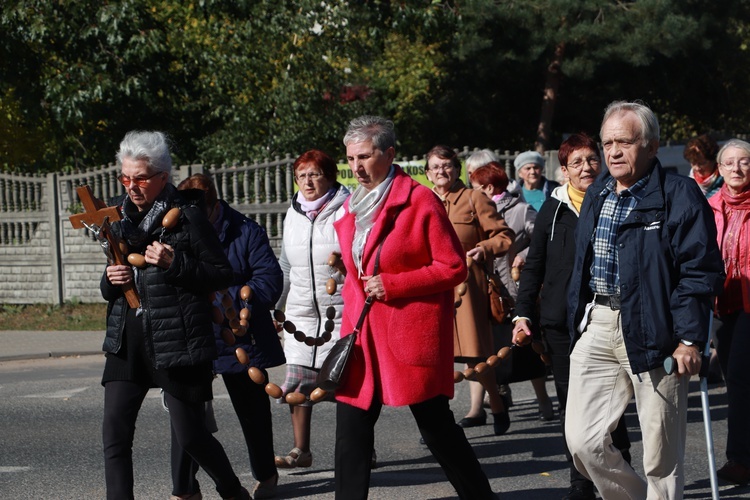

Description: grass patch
[0,302,107,331]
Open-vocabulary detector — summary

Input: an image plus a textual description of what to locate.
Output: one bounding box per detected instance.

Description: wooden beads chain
[272,252,341,347]
[453,256,550,384]
[236,252,346,407]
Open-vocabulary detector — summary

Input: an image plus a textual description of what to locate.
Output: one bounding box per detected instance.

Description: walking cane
[664,315,720,499]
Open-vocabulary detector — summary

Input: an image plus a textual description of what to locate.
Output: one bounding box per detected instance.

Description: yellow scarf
[567,184,585,213]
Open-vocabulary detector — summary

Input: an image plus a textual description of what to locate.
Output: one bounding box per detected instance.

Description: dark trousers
[545,326,631,487]
[172,370,277,495]
[335,395,495,500]
[103,380,242,500]
[715,311,750,467]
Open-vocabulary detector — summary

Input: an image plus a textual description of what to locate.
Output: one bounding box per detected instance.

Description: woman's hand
[512,255,525,268]
[145,241,174,269]
[362,275,385,300]
[106,265,133,286]
[466,246,486,263]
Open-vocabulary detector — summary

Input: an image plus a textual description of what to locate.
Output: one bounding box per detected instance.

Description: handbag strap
[352,207,400,333]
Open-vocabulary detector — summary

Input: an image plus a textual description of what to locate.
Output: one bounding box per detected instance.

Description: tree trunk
[535,41,566,154]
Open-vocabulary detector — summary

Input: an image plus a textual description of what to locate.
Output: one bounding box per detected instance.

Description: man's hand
[511,318,533,346]
[672,342,702,377]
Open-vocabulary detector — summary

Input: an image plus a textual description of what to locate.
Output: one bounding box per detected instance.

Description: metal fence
[0,147,557,304]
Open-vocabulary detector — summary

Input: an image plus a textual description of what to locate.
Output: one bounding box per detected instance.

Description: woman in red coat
[333,115,496,499]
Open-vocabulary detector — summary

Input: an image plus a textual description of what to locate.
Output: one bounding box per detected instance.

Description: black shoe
[419,436,425,445]
[717,460,750,485]
[457,411,487,428]
[562,484,596,500]
[492,411,510,436]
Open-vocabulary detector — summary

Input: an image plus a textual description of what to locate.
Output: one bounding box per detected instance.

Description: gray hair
[116,131,173,174]
[465,149,500,174]
[717,139,750,164]
[600,101,660,146]
[343,115,396,152]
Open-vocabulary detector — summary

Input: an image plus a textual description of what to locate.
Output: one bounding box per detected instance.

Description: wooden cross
[69,185,141,308]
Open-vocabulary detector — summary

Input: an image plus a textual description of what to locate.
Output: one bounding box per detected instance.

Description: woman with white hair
[101,131,250,500]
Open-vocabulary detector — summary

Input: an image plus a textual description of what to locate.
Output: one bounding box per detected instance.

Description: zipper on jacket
[307,219,323,367]
[139,269,158,369]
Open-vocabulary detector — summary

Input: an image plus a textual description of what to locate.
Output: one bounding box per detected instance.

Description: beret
[513,151,545,169]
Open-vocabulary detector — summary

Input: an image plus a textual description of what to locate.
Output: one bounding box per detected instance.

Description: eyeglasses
[719,158,750,170]
[566,156,601,170]
[427,163,455,172]
[295,172,325,182]
[117,171,164,188]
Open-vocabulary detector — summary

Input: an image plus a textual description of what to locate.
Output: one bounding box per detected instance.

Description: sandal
[274,447,312,468]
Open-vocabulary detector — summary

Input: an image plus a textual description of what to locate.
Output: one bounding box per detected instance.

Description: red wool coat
[333,166,467,410]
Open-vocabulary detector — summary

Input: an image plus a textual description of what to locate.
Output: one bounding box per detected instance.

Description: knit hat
[513,151,545,169]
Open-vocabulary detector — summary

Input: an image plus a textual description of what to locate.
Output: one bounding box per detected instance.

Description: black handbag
[316,298,371,391]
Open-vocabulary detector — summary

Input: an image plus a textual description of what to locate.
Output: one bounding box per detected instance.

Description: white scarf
[349,166,396,277]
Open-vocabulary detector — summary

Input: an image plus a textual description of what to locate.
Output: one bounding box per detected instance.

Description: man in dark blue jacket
[565,101,724,499]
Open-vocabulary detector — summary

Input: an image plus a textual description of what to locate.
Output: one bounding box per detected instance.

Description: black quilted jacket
[100,185,232,370]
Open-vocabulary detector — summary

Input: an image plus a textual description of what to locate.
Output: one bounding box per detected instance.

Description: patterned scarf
[348,166,395,277]
[298,187,336,221]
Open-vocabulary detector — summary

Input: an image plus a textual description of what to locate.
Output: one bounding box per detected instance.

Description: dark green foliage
[2,0,750,172]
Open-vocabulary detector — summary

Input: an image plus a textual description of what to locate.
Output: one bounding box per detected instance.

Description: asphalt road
[0,355,747,499]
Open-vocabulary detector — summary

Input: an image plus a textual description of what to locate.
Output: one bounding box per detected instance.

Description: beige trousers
[565,304,689,500]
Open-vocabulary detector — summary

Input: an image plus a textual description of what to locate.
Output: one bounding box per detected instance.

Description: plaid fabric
[279,364,333,407]
[589,174,650,295]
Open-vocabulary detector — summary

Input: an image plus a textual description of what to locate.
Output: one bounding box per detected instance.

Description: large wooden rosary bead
[224,307,237,320]
[239,308,251,320]
[221,328,236,346]
[456,282,468,296]
[487,355,500,368]
[293,331,306,343]
[265,383,282,399]
[453,371,465,383]
[239,285,252,301]
[511,266,521,282]
[326,278,337,295]
[283,320,296,333]
[310,387,328,402]
[474,362,489,374]
[273,309,285,322]
[127,253,147,268]
[497,346,511,359]
[286,392,307,405]
[235,347,249,365]
[248,367,266,385]
[211,306,224,325]
[327,253,340,267]
[463,367,477,381]
[221,294,233,309]
[161,207,181,230]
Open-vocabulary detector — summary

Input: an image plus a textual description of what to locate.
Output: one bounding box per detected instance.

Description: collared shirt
[589,173,651,295]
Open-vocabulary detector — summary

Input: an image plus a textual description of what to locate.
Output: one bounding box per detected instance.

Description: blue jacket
[212,200,285,374]
[567,160,724,374]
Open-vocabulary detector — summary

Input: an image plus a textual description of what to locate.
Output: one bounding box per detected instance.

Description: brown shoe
[717,460,750,485]
[274,447,312,468]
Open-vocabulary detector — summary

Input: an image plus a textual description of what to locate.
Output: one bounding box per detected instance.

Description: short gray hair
[465,149,499,174]
[600,101,660,146]
[717,139,750,165]
[116,131,173,174]
[343,115,396,152]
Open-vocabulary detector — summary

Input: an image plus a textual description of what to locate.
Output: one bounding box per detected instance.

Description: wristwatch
[680,339,703,351]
